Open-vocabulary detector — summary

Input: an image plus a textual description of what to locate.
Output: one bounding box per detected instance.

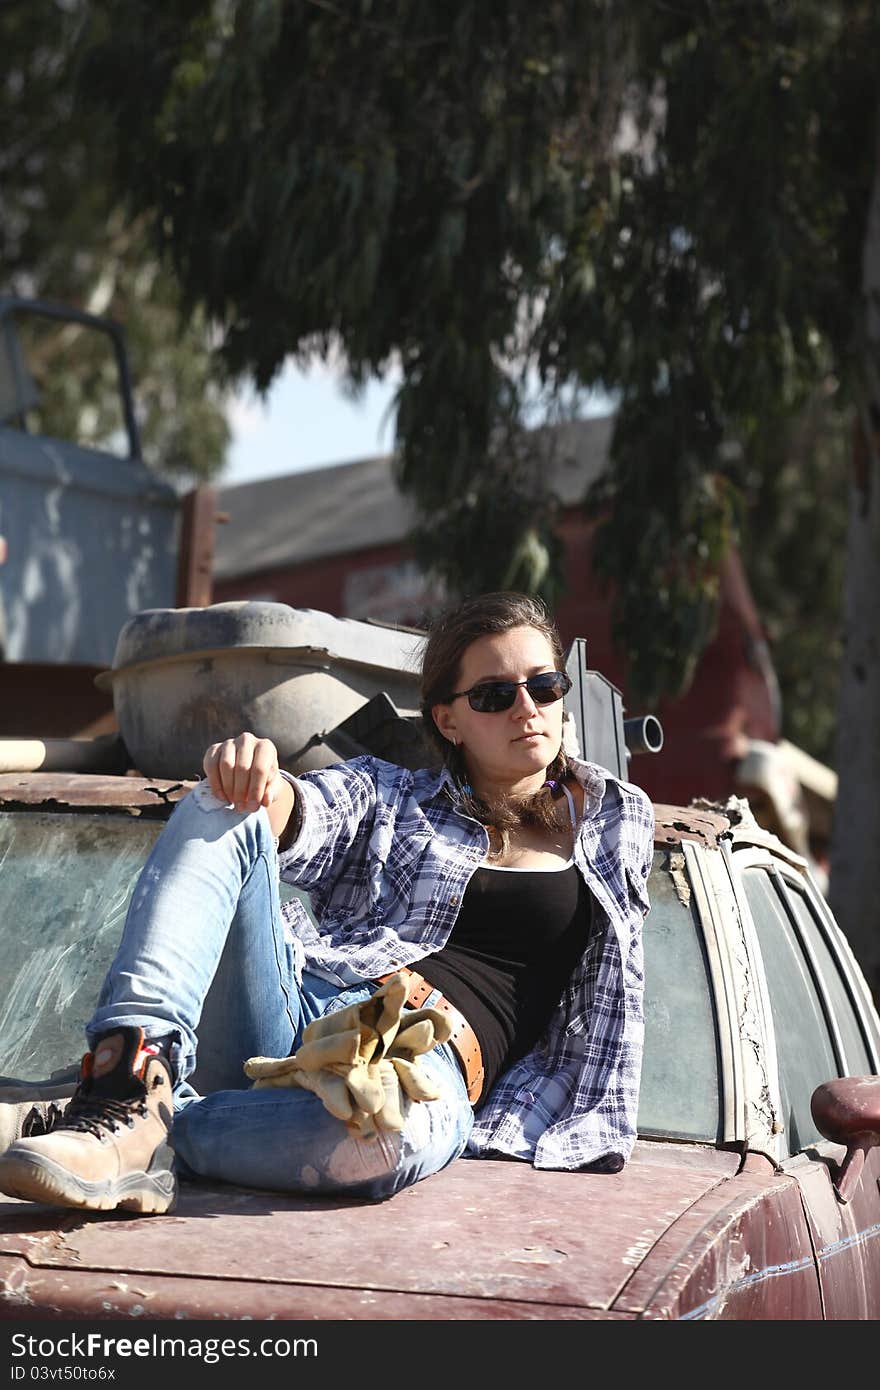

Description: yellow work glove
[243,972,452,1139]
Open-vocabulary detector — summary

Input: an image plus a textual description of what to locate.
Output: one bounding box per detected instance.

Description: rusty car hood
[0,1145,741,1320]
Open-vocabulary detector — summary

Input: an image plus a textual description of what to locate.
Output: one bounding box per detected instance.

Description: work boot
[0,1072,78,1156]
[0,1027,176,1214]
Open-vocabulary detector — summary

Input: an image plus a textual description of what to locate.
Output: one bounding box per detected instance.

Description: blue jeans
[87,783,474,1198]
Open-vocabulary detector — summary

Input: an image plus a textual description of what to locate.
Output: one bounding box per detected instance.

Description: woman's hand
[202,733,285,815]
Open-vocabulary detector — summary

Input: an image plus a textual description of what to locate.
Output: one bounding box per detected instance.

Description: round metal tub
[96,602,425,779]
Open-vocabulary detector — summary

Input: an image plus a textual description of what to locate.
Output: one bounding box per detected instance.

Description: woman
[0,591,654,1213]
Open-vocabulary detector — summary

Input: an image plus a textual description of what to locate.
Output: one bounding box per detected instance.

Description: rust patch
[0,773,196,816]
[653,804,730,849]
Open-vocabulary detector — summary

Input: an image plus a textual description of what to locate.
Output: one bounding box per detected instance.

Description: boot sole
[0,1141,177,1214]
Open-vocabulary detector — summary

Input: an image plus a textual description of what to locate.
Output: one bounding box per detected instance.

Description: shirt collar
[418,764,456,806]
[565,756,607,819]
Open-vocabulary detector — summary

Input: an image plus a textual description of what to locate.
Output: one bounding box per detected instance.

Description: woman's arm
[202,736,381,891]
[202,732,296,844]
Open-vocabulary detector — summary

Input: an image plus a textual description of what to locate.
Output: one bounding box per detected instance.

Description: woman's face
[432,625,564,792]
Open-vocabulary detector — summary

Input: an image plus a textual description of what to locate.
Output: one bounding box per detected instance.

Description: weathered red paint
[789,1146,880,1319]
[0,780,733,849]
[617,1168,823,1319]
[812,1076,880,1138]
[0,1256,638,1320]
[0,1149,734,1321]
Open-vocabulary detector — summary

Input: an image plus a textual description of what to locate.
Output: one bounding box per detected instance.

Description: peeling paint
[668,851,691,908]
[505,1246,568,1265]
[106,1280,155,1298]
[739,977,779,1144]
[702,1248,753,1321]
[653,805,730,849]
[622,1237,656,1268]
[714,844,780,1150]
[1,1267,34,1305]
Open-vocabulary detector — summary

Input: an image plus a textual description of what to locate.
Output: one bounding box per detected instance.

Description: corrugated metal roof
[214,415,615,580]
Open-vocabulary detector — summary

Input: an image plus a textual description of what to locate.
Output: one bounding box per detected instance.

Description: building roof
[214,415,615,580]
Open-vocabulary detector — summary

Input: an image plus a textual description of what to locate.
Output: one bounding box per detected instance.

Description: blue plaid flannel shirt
[277,754,654,1171]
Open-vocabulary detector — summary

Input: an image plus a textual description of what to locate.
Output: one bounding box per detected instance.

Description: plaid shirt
[278,755,654,1171]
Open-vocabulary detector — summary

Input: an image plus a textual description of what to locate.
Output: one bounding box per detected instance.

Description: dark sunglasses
[447,670,572,713]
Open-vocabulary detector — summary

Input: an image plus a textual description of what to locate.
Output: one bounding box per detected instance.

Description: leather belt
[376,967,484,1105]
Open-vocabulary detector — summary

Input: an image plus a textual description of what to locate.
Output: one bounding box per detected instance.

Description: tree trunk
[828,125,880,1009]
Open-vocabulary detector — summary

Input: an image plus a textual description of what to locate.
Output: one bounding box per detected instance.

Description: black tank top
[410,861,593,1106]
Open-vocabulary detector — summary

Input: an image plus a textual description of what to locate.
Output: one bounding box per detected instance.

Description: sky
[222,360,401,486]
[223,359,613,487]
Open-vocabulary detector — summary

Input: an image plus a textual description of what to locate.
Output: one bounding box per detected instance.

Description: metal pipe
[0,735,128,774]
[624,715,664,756]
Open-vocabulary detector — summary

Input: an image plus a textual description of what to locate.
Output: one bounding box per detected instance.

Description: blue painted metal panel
[0,296,181,667]
[0,425,179,665]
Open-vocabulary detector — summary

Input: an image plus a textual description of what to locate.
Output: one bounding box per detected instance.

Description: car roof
[0,1144,742,1319]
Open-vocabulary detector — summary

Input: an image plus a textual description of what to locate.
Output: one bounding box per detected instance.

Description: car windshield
[0,814,725,1146]
[0,811,163,1080]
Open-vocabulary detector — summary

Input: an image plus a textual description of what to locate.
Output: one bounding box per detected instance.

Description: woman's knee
[170,1086,468,1199]
[168,1087,393,1195]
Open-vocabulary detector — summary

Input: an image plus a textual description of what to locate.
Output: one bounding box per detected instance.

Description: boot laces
[53,1090,148,1139]
[22,1102,66,1138]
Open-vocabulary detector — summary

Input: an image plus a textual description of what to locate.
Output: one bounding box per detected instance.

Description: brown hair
[420,591,570,853]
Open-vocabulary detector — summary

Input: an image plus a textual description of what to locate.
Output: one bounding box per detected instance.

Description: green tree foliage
[1,1,229,485]
[739,392,850,766]
[75,0,877,726]
[559,1,879,710]
[77,0,632,596]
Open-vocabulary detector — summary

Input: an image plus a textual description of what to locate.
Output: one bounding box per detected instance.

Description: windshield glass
[638,850,722,1142]
[0,811,162,1081]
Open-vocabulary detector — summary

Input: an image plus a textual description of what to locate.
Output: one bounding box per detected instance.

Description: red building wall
[552,513,778,803]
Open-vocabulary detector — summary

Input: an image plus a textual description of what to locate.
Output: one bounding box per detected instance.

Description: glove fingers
[392,1055,443,1102]
[301,1002,363,1041]
[292,1030,362,1071]
[344,1063,386,1115]
[348,1111,379,1139]
[391,1019,439,1056]
[372,1061,407,1131]
[243,1055,300,1082]
[396,1007,453,1046]
[294,1068,355,1122]
[363,973,409,1051]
